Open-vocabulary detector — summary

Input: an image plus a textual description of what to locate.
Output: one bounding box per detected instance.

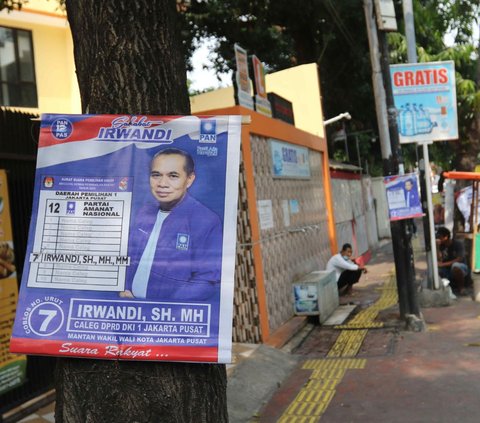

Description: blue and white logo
[176,233,190,251]
[199,119,217,143]
[67,202,76,214]
[51,118,73,140]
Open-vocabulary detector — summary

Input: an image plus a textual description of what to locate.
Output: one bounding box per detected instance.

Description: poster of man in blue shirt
[9,114,241,364]
[121,148,222,302]
[385,173,423,220]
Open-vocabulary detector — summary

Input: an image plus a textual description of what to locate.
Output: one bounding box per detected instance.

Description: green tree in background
[183,0,377,140]
[390,0,480,172]
[1,0,479,173]
[183,0,480,174]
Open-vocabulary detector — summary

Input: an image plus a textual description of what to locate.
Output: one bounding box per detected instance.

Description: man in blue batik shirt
[120,148,222,302]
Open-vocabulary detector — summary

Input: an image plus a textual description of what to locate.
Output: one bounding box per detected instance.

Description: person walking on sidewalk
[327,243,367,295]
[436,226,470,296]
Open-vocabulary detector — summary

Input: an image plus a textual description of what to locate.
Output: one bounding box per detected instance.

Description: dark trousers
[337,269,363,290]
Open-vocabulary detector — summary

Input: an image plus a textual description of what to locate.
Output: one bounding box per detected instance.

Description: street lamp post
[323,112,351,127]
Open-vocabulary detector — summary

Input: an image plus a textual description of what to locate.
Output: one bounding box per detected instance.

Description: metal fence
[0,109,56,422]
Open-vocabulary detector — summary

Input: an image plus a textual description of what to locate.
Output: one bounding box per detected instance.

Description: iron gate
[0,109,56,422]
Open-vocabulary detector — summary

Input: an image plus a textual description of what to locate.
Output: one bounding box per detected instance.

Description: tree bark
[56,1,228,422]
[66,0,190,115]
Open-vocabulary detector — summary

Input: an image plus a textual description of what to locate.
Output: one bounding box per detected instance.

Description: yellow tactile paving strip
[277,277,398,422]
[326,329,369,358]
[278,359,366,422]
[335,281,398,330]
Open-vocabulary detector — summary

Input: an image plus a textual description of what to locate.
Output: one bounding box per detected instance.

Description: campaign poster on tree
[9,114,241,363]
[384,173,423,221]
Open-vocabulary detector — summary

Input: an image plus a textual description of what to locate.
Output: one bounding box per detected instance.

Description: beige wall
[266,63,325,138]
[1,1,324,131]
[190,63,325,137]
[0,3,81,114]
[190,86,235,115]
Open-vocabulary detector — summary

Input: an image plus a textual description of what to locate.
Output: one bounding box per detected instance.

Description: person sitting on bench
[326,243,367,295]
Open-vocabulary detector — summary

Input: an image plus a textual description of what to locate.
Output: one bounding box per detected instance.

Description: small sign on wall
[257,199,274,230]
[289,199,300,214]
[270,139,310,179]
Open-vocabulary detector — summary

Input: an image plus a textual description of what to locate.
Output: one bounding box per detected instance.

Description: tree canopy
[183,0,480,173]
[1,0,479,173]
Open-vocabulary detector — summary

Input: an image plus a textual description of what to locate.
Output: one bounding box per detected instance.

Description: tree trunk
[66,0,189,115]
[56,1,228,422]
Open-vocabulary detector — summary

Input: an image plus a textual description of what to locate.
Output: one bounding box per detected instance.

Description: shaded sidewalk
[255,234,480,422]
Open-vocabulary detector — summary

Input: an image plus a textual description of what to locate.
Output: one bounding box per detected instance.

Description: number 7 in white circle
[38,309,58,332]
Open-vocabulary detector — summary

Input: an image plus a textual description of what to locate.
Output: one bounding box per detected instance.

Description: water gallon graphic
[397,103,437,136]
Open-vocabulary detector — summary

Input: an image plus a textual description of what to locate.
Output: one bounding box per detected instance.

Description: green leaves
[0,0,24,12]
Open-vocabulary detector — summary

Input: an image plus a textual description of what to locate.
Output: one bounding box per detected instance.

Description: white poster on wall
[281,199,290,227]
[257,199,274,230]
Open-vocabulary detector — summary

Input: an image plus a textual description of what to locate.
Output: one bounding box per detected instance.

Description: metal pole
[402,0,417,63]
[345,135,350,161]
[378,6,420,317]
[363,0,391,160]
[418,157,434,288]
[472,182,479,272]
[422,144,440,289]
[355,136,361,169]
[365,0,420,317]
[403,0,438,290]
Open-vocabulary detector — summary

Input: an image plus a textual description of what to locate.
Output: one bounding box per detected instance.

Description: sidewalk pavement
[14,231,480,422]
[252,233,480,422]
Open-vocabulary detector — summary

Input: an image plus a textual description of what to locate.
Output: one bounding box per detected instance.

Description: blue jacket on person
[125,193,223,302]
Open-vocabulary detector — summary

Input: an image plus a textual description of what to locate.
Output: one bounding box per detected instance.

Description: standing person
[327,243,367,295]
[121,148,222,301]
[436,226,470,296]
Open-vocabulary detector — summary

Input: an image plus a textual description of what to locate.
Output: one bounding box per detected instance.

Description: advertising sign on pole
[0,170,26,395]
[10,114,241,364]
[390,60,458,144]
[251,55,272,117]
[270,139,311,179]
[234,44,254,110]
[384,173,423,221]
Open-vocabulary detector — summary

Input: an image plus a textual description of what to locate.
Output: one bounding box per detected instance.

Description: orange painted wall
[197,106,337,341]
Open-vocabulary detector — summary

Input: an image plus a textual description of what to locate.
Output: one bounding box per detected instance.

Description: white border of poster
[390,60,458,144]
[10,114,241,364]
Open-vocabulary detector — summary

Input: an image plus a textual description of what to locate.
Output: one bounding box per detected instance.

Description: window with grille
[0,26,38,108]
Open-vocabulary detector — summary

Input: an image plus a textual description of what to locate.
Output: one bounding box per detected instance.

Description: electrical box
[374,0,398,32]
[293,270,338,323]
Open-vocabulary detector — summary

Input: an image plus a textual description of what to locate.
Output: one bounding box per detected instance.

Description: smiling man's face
[149,154,195,211]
